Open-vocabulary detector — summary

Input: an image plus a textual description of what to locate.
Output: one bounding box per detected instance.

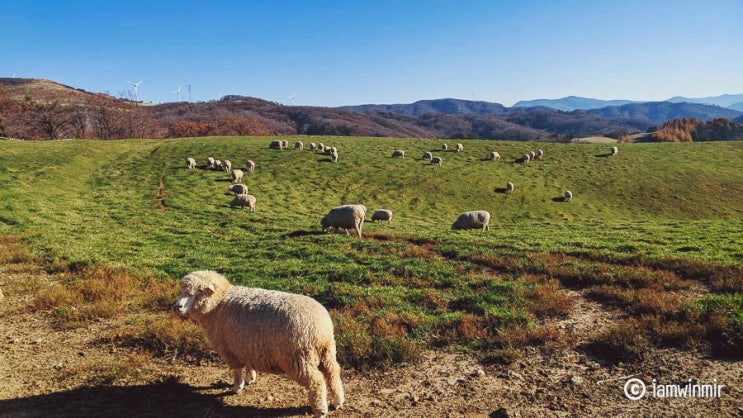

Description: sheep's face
[175,278,216,316]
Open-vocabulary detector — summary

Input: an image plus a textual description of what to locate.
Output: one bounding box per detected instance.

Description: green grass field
[1,136,741,366]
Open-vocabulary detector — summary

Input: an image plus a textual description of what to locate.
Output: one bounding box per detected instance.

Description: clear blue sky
[3,0,742,106]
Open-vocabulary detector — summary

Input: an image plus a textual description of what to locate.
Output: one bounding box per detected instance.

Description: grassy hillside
[1,137,741,365]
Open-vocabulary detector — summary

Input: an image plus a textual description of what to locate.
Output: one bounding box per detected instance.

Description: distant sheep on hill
[321,205,365,237]
[456,143,464,152]
[610,146,619,156]
[431,156,443,166]
[330,149,339,163]
[207,157,216,169]
[442,143,448,151]
[370,209,393,224]
[506,181,515,194]
[174,270,344,417]
[269,140,283,149]
[230,194,256,211]
[309,142,317,150]
[392,149,405,158]
[317,143,325,152]
[529,151,536,160]
[564,190,573,202]
[224,160,232,172]
[227,184,248,196]
[422,151,433,160]
[451,210,490,231]
[281,139,289,149]
[522,153,531,163]
[490,151,500,161]
[536,149,544,160]
[295,141,304,150]
[186,157,196,169]
[231,169,244,184]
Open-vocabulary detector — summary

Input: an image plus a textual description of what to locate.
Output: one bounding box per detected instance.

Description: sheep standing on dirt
[230,194,256,211]
[490,152,500,161]
[422,151,433,160]
[610,146,619,156]
[392,149,405,158]
[295,141,304,150]
[174,270,344,418]
[371,209,393,224]
[321,205,365,237]
[246,160,256,173]
[506,181,515,194]
[207,157,216,169]
[186,157,196,169]
[564,190,573,202]
[451,210,491,231]
[232,169,244,184]
[456,143,464,152]
[227,184,248,196]
[431,156,443,166]
[224,160,232,172]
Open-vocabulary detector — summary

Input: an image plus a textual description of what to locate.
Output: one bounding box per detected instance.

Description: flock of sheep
[178,140,621,416]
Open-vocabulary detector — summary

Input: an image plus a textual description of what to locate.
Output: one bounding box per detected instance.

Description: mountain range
[2,78,743,141]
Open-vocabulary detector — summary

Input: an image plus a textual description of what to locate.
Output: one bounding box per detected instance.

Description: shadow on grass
[595,153,614,158]
[284,230,326,238]
[0,376,310,418]
[494,187,509,194]
[552,197,568,202]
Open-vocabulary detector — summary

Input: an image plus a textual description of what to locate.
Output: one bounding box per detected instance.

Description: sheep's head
[174,270,229,316]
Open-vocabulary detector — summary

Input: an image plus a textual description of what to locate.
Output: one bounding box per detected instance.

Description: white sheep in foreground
[186,157,196,169]
[321,204,365,237]
[231,169,244,184]
[245,160,256,173]
[431,156,443,166]
[506,181,515,194]
[564,190,573,202]
[370,209,393,224]
[610,146,619,156]
[227,184,248,196]
[230,194,256,211]
[391,149,405,158]
[451,210,490,231]
[422,151,433,160]
[207,157,216,169]
[490,151,500,161]
[175,270,344,418]
[456,143,464,152]
[295,141,304,150]
[224,160,232,172]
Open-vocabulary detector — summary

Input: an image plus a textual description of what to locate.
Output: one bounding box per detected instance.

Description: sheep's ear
[204,284,216,295]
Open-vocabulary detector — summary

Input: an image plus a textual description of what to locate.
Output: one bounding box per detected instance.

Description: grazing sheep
[232,169,244,184]
[451,210,491,231]
[227,184,248,196]
[246,160,256,173]
[214,160,224,171]
[522,153,531,163]
[175,271,344,417]
[281,139,289,149]
[456,143,464,152]
[230,194,256,211]
[564,190,573,202]
[186,157,196,169]
[490,151,501,161]
[391,149,405,158]
[536,149,544,160]
[431,156,443,166]
[442,143,448,151]
[321,205,365,237]
[309,142,317,150]
[610,146,619,156]
[370,209,393,224]
[295,141,304,150]
[269,140,283,149]
[207,157,216,169]
[317,143,325,152]
[422,151,433,160]
[224,160,232,172]
[330,149,338,163]
[529,151,536,160]
[506,181,515,194]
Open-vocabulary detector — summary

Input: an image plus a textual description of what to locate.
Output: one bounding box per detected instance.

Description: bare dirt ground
[1,260,741,417]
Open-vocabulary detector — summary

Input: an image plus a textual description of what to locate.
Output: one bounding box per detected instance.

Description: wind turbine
[288,92,295,106]
[127,80,142,101]
[173,86,182,102]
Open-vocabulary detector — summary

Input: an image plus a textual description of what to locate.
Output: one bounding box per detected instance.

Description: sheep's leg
[302,369,329,418]
[247,368,257,384]
[231,368,246,393]
[321,358,345,410]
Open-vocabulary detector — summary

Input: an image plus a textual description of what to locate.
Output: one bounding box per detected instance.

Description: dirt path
[1,261,740,417]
